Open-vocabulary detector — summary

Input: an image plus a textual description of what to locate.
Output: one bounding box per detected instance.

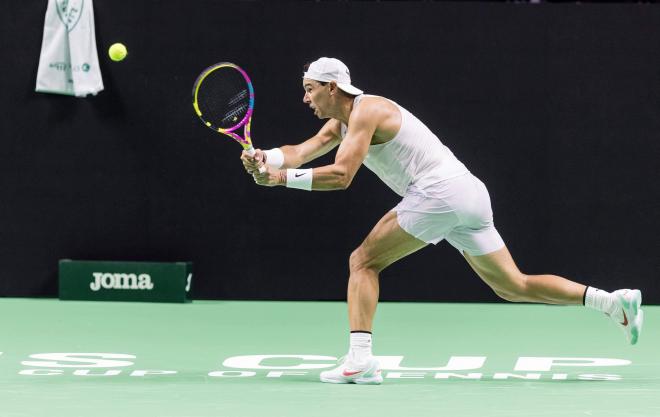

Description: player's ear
[328,81,338,96]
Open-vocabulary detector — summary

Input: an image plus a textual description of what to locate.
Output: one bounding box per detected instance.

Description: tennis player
[241,57,644,385]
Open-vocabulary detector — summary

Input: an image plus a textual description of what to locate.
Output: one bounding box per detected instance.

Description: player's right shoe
[609,289,644,345]
[320,356,383,385]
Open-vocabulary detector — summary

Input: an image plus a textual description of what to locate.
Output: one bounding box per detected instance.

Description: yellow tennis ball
[108,43,127,62]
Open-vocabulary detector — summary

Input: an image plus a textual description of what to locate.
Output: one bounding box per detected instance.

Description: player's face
[302,79,330,119]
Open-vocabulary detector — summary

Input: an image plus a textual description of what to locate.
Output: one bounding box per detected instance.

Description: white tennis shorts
[393,173,505,256]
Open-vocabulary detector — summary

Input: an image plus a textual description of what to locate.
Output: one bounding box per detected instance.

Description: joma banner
[59,260,192,303]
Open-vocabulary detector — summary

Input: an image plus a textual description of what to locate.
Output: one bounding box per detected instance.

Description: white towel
[35,0,104,97]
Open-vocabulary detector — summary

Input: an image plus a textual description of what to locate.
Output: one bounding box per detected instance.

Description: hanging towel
[35,0,104,97]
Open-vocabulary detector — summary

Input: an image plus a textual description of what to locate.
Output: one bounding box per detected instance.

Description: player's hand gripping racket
[192,62,266,173]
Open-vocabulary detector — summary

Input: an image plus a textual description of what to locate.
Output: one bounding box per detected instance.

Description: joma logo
[90,273,154,292]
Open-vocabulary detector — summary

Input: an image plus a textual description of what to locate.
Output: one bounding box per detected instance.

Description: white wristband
[286,168,313,191]
[263,148,284,169]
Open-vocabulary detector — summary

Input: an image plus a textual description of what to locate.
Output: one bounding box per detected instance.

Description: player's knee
[349,246,379,273]
[493,288,523,302]
[349,247,367,272]
[491,274,530,302]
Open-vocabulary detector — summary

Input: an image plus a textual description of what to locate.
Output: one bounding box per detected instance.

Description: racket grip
[245,147,267,173]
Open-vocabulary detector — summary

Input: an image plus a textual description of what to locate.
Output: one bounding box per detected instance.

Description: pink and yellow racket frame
[192,62,257,155]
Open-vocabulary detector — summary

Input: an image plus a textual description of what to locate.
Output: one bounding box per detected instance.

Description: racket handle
[245,146,267,173]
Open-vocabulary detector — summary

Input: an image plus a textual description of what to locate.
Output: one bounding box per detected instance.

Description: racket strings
[196,67,251,130]
[221,103,249,125]
[228,89,248,106]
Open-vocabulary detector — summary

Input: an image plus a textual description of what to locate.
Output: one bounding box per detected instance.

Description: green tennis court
[1,298,657,417]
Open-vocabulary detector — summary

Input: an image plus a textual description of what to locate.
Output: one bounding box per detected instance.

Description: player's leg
[463,246,643,344]
[320,210,428,384]
[462,246,585,304]
[446,175,585,304]
[348,210,428,332]
[448,173,643,344]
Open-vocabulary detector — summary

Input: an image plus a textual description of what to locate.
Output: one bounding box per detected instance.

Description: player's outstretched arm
[279,119,342,168]
[240,119,341,175]
[251,102,378,191]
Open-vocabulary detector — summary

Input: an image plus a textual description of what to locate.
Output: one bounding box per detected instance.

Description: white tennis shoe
[609,289,644,345]
[320,356,383,385]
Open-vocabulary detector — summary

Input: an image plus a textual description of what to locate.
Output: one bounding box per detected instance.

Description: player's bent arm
[308,107,377,190]
[277,119,342,168]
[253,104,377,189]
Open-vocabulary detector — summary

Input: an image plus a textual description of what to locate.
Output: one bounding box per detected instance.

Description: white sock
[584,287,617,315]
[349,331,372,364]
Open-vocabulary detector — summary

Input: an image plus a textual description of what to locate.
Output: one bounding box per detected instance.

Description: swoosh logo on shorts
[621,310,628,326]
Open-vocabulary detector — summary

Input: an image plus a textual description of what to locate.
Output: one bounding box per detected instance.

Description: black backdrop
[1,2,658,302]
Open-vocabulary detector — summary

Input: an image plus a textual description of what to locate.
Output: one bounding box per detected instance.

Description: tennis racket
[192,62,265,173]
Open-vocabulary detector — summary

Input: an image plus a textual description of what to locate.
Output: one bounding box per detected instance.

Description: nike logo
[295,173,306,178]
[621,311,628,326]
[342,370,363,377]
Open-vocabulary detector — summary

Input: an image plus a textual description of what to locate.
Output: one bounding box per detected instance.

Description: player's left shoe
[320,356,382,385]
[609,289,644,345]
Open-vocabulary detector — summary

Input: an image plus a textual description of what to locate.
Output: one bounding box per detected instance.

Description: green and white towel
[35,0,104,97]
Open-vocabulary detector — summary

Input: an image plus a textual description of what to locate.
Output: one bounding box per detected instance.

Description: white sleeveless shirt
[340,95,469,196]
